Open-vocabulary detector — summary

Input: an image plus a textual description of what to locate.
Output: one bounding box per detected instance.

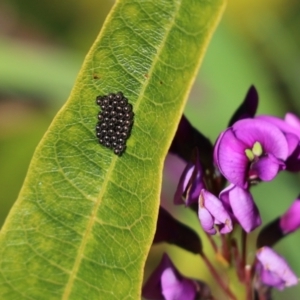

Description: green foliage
[0,0,225,298]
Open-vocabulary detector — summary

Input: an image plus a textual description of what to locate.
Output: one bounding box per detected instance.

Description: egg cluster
[95,92,134,156]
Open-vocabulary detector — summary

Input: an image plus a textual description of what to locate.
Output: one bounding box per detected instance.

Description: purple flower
[219,184,261,232]
[256,247,298,290]
[257,113,300,171]
[142,253,211,300]
[214,118,289,188]
[174,149,205,206]
[280,196,300,234]
[198,189,232,235]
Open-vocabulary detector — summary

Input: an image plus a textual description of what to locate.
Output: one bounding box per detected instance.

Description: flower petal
[233,119,289,161]
[220,185,261,232]
[218,184,232,213]
[257,115,300,171]
[280,197,300,234]
[284,132,299,156]
[258,266,286,290]
[142,254,198,300]
[161,268,196,300]
[285,113,300,132]
[257,115,300,138]
[214,128,249,188]
[258,113,300,139]
[200,190,232,234]
[256,247,298,290]
[250,153,285,182]
[285,136,300,171]
[257,114,300,155]
[198,206,216,235]
[174,149,205,206]
[174,162,195,205]
[142,254,169,300]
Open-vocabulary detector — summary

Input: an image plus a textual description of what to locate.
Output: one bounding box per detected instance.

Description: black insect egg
[119,98,127,107]
[95,92,134,156]
[102,98,109,106]
[115,92,123,101]
[124,112,134,120]
[123,103,132,113]
[96,96,103,106]
[97,113,103,121]
[108,93,115,101]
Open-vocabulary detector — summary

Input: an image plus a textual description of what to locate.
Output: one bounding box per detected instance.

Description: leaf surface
[0,0,226,299]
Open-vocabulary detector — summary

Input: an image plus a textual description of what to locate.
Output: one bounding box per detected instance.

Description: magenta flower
[257,113,300,171]
[155,88,300,298]
[198,189,232,235]
[219,184,261,232]
[214,118,289,188]
[142,253,211,300]
[174,149,205,206]
[256,247,298,290]
[280,196,300,234]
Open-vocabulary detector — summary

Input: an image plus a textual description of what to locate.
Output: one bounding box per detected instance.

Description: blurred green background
[1,0,300,299]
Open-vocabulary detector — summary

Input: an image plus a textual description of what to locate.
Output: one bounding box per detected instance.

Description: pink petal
[233,119,289,161]
[174,163,194,205]
[161,268,196,300]
[200,190,232,234]
[259,267,286,290]
[224,185,261,232]
[258,114,300,139]
[143,254,198,300]
[284,132,299,156]
[285,113,300,133]
[256,247,298,289]
[198,206,216,235]
[251,153,285,182]
[280,198,300,234]
[215,129,249,188]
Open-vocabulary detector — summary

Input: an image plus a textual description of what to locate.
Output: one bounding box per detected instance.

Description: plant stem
[221,233,230,263]
[201,253,238,300]
[206,232,218,253]
[241,229,247,271]
[245,265,253,300]
[231,238,244,281]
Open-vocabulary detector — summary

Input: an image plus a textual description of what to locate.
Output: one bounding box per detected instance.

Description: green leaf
[0,0,226,299]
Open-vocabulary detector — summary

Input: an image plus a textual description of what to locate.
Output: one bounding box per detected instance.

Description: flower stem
[231,238,244,281]
[221,234,230,263]
[201,253,237,300]
[206,232,218,253]
[245,265,253,300]
[241,229,247,271]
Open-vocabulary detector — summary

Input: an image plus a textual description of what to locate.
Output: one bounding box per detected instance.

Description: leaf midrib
[61,1,182,298]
